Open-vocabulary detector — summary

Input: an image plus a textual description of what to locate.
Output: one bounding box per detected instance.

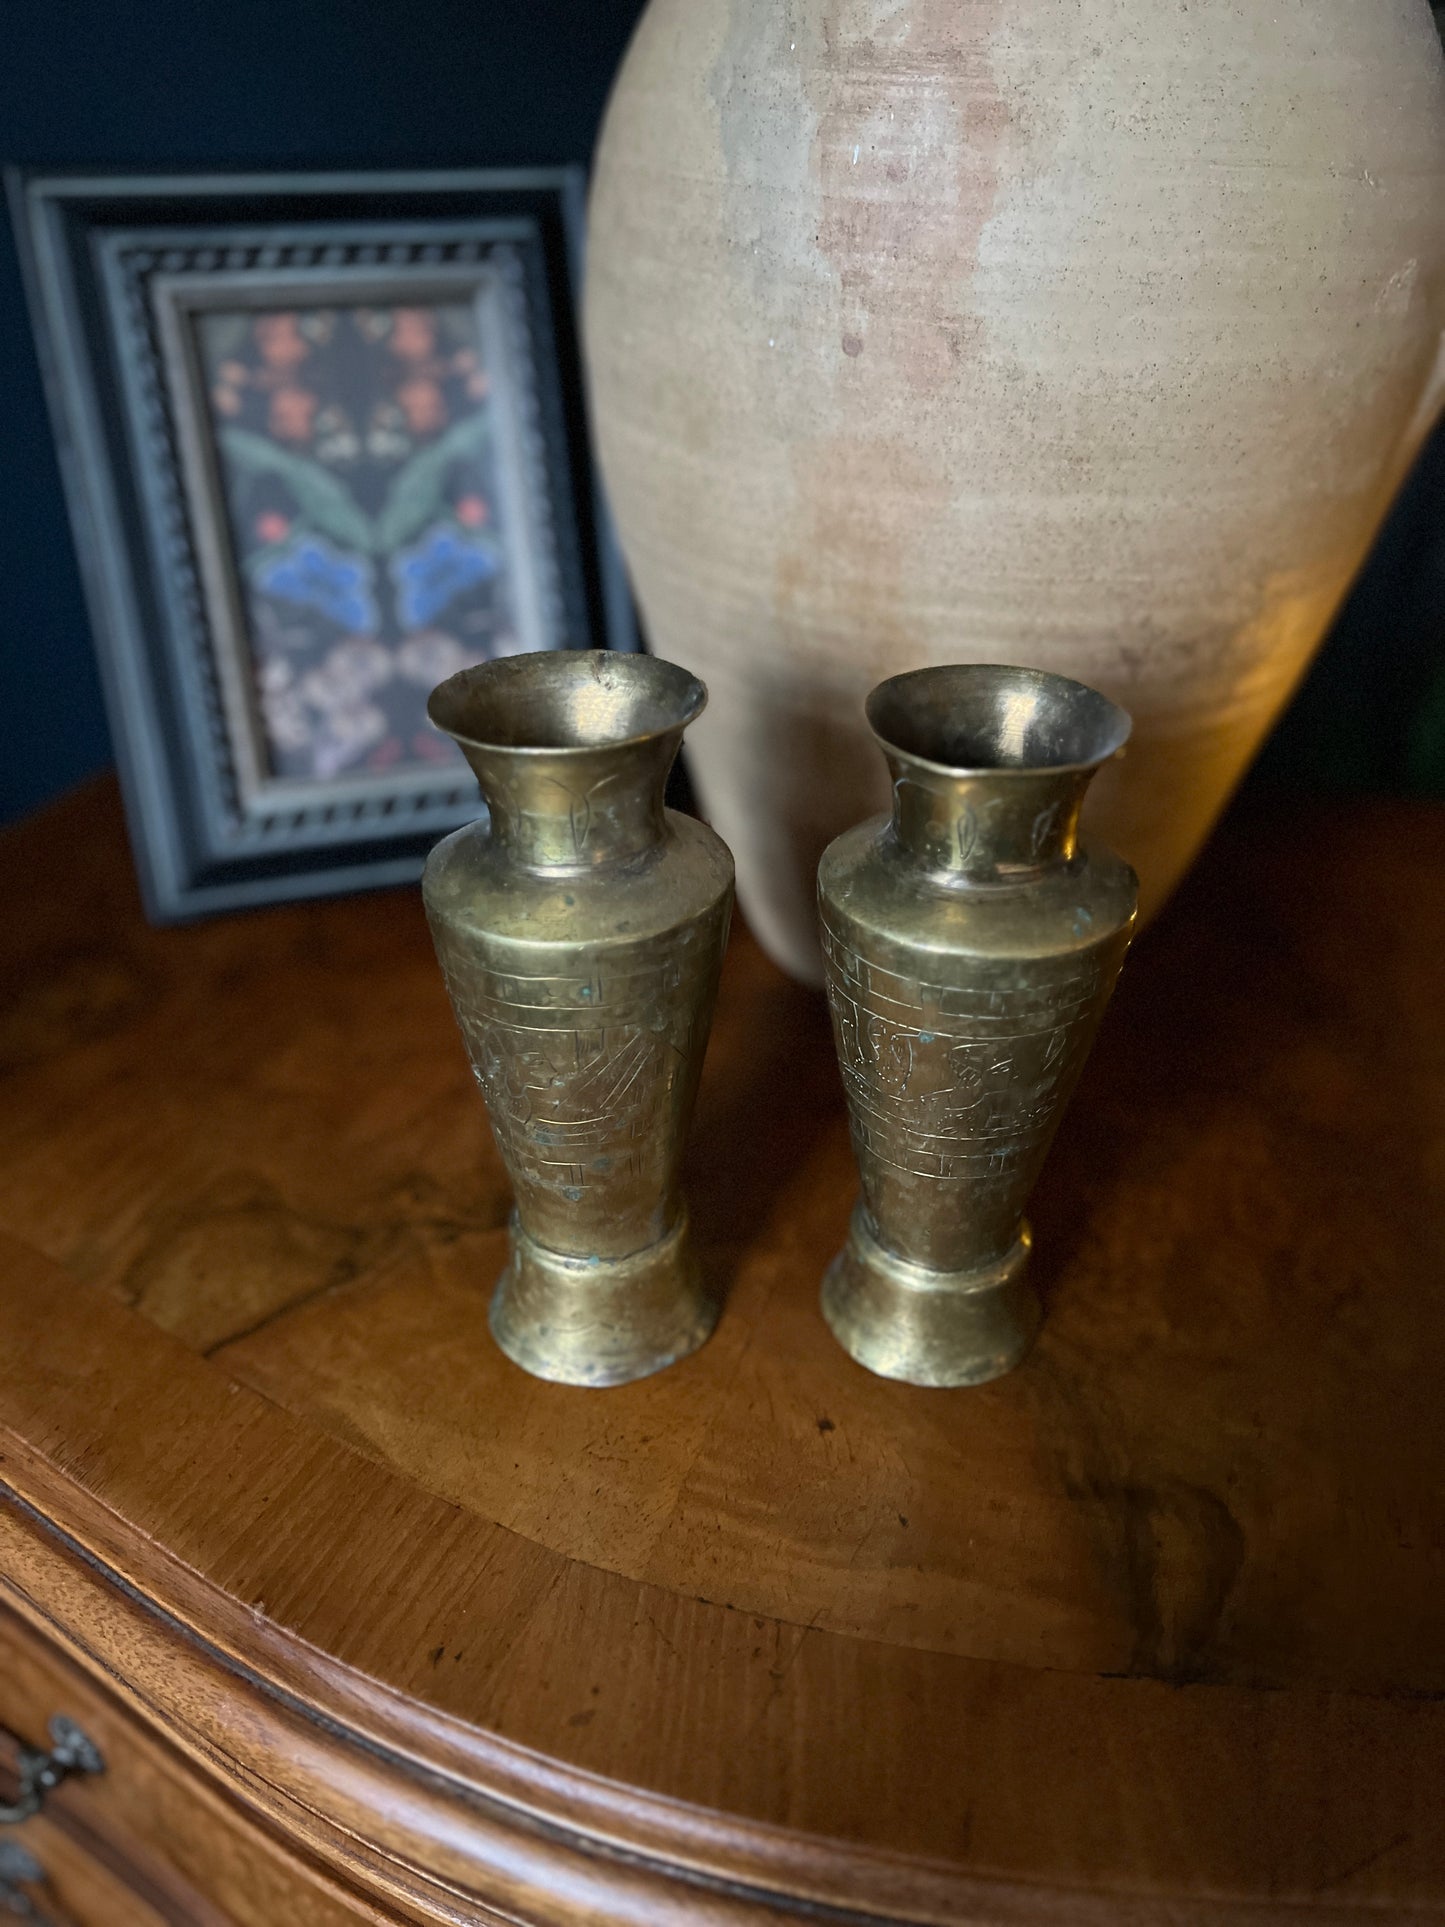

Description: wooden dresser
[1,778,1443,1925]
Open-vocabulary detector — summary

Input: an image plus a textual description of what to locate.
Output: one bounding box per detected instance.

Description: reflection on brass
[423,651,733,1387]
[818,664,1138,1388]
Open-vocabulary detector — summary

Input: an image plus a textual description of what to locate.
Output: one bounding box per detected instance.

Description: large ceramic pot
[585,0,1445,982]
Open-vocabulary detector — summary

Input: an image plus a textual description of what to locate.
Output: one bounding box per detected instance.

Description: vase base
[822,1207,1040,1388]
[490,1210,717,1388]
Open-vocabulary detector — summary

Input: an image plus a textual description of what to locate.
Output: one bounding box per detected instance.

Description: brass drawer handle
[0,1717,104,1826]
[0,1836,54,1922]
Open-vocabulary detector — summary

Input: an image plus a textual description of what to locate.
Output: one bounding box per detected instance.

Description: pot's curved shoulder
[586,0,1445,983]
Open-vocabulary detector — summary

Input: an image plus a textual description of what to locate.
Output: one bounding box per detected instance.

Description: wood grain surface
[0,777,1443,1923]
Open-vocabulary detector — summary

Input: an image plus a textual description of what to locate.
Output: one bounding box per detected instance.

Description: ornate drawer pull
[0,1837,54,1922]
[0,1717,104,1826]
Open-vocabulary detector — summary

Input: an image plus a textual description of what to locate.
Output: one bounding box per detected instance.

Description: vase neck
[865,661,1131,884]
[427,650,707,877]
[460,735,677,874]
[885,753,1097,883]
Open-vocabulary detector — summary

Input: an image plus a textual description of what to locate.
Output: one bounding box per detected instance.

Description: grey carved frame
[10,169,637,921]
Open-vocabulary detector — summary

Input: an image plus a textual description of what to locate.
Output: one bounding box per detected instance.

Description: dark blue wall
[1254,427,1445,797]
[0,0,649,822]
[3,0,1443,821]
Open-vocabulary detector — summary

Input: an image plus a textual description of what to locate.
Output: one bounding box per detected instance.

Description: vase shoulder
[818,816,1137,973]
[587,0,1445,983]
[423,809,734,954]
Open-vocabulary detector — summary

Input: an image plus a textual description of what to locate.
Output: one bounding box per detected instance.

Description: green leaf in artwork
[219,426,376,553]
[374,411,493,554]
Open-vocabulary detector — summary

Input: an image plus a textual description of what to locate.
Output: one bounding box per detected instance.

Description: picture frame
[10,168,637,920]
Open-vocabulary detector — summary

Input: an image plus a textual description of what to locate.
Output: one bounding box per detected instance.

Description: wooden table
[0,777,1442,1925]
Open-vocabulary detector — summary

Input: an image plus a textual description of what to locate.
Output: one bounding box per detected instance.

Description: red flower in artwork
[455,495,489,528]
[269,387,317,442]
[397,378,445,435]
[390,308,437,362]
[255,511,291,545]
[254,312,309,370]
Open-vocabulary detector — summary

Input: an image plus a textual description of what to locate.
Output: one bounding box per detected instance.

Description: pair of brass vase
[422,650,1138,1390]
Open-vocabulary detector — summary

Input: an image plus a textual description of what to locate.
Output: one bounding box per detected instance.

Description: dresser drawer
[0,1809,181,1927]
[0,1598,394,1926]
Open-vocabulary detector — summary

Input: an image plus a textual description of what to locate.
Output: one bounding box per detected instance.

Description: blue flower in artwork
[255,536,378,634]
[391,524,498,631]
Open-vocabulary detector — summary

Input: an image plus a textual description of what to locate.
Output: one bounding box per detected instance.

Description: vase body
[422,651,734,1386]
[818,665,1136,1386]
[586,0,1445,984]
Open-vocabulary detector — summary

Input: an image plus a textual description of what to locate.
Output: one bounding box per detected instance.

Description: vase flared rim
[866,663,1131,778]
[427,648,707,757]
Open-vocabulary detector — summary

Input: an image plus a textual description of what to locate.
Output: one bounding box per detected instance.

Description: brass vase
[422,650,733,1387]
[818,665,1138,1388]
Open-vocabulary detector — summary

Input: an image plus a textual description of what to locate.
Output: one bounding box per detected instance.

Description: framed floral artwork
[11,169,636,919]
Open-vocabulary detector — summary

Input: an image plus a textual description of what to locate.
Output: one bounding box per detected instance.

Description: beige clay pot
[585,1,1445,983]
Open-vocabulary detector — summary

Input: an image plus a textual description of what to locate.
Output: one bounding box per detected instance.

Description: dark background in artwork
[2,0,1444,823]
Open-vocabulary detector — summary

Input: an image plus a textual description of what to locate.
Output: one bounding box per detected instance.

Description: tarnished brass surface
[818,665,1138,1388]
[422,651,734,1387]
